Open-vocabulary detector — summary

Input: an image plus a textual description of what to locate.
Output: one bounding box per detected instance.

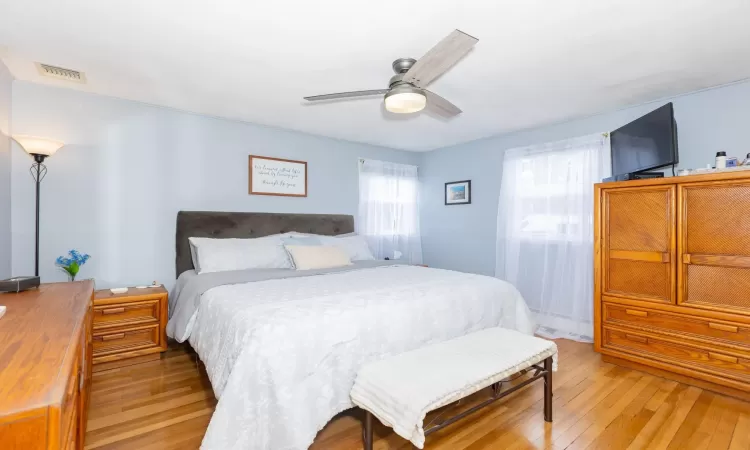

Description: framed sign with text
[249,155,308,197]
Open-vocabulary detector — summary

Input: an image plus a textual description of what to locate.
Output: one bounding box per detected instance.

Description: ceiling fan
[304,29,478,117]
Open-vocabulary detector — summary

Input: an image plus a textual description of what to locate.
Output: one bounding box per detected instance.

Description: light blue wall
[10,82,419,288]
[10,78,750,286]
[0,61,11,278]
[420,80,750,276]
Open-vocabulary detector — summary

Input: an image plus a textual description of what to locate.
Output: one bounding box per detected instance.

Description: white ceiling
[1,0,750,151]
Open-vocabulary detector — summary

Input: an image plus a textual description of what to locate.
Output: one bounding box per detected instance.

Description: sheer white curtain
[358,159,423,264]
[495,134,610,342]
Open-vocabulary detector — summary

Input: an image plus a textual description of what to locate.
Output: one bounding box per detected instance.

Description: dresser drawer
[60,348,81,446]
[603,302,750,350]
[92,324,160,356]
[93,299,160,329]
[603,327,750,383]
[63,395,79,450]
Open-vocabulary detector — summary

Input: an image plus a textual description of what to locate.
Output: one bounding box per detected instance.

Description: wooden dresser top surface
[0,281,93,418]
[595,168,750,189]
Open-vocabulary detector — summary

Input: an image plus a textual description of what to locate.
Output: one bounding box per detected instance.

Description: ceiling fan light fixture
[384,86,426,114]
[304,29,476,118]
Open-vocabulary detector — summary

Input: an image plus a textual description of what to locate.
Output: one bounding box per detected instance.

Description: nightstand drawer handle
[102,307,126,315]
[100,333,126,341]
[708,322,738,333]
[708,352,738,364]
[625,309,648,317]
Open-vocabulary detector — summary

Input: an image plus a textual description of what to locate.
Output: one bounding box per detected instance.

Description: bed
[167,211,536,450]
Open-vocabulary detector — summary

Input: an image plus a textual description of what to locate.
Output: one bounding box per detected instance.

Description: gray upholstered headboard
[175,211,355,276]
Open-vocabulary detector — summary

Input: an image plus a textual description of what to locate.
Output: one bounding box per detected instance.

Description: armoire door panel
[679,182,750,315]
[603,186,676,303]
[684,263,750,313]
[683,183,750,255]
[606,188,671,252]
[607,258,671,300]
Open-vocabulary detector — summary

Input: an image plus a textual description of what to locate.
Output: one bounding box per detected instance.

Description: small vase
[68,274,76,282]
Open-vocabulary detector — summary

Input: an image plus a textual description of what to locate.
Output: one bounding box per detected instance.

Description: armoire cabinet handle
[708,322,738,333]
[625,309,648,317]
[708,352,738,364]
[625,334,649,344]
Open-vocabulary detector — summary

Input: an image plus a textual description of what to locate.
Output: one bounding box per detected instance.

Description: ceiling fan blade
[304,89,388,102]
[425,90,462,116]
[403,29,478,88]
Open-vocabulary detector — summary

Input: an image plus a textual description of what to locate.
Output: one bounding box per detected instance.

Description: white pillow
[189,236,293,274]
[320,235,375,261]
[189,240,202,273]
[285,245,352,270]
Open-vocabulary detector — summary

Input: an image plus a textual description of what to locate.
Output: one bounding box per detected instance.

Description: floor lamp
[12,135,65,277]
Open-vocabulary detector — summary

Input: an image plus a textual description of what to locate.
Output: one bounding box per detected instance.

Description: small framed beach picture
[445,180,471,205]
[249,155,308,197]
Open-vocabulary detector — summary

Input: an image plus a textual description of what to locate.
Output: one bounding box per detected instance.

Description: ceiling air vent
[35,63,87,83]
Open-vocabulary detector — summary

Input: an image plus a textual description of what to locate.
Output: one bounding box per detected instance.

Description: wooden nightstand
[92,286,168,372]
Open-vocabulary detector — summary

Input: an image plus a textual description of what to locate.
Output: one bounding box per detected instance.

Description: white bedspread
[179,265,535,449]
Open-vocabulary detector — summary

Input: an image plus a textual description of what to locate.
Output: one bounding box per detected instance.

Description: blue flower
[56,257,72,266]
[55,250,91,280]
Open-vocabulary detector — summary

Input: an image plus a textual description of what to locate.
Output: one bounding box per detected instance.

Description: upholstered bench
[350,327,557,449]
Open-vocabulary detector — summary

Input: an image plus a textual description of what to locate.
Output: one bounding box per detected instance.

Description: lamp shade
[384,85,426,114]
[12,135,64,157]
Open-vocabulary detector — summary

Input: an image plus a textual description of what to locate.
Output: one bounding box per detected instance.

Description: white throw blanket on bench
[350,327,558,449]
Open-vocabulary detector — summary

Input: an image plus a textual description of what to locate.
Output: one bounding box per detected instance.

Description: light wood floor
[84,339,750,450]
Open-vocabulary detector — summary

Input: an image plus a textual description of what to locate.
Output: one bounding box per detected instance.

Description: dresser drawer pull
[708,352,738,364]
[99,333,126,341]
[625,309,648,317]
[708,322,738,333]
[625,334,649,344]
[102,307,126,315]
[66,371,79,398]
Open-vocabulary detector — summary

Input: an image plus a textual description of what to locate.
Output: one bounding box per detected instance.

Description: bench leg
[363,409,373,450]
[544,356,553,422]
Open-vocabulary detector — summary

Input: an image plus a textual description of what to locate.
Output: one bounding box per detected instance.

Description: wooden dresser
[594,171,750,399]
[0,281,93,450]
[92,286,168,372]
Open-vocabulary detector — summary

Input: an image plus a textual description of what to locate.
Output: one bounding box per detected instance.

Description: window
[513,148,595,242]
[495,134,610,341]
[358,159,422,263]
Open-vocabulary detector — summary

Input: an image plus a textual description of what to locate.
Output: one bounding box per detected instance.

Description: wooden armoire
[594,170,750,399]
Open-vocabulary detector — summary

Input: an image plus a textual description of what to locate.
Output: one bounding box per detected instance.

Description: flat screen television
[610,102,678,179]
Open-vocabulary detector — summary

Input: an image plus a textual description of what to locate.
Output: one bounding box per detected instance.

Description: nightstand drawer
[92,324,160,356]
[93,299,159,329]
